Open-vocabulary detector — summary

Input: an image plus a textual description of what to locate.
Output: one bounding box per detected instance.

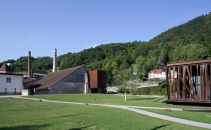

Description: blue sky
[0,0,211,62]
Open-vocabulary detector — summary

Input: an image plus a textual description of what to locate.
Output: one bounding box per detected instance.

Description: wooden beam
[196,65,199,100]
[200,65,204,101]
[169,67,172,99]
[190,66,193,100]
[179,76,191,93]
[200,65,202,101]
[205,64,208,101]
[186,66,191,100]
[177,67,180,100]
[173,67,175,99]
[210,64,211,100]
[166,67,170,99]
[186,66,197,101]
[167,59,211,67]
[183,66,186,100]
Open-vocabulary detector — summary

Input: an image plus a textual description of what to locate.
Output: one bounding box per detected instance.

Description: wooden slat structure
[166,59,211,105]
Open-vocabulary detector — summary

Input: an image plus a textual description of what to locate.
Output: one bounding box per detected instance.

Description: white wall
[149,72,166,79]
[22,89,29,96]
[0,74,23,94]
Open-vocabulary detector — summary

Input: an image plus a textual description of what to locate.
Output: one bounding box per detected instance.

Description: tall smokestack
[28,51,32,78]
[52,48,57,72]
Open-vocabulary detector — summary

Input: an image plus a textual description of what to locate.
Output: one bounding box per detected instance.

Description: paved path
[3,96,211,129]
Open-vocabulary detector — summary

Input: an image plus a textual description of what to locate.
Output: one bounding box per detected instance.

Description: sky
[0,0,211,62]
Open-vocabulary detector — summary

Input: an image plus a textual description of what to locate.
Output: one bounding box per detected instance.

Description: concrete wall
[62,67,86,82]
[34,82,87,94]
[0,74,23,95]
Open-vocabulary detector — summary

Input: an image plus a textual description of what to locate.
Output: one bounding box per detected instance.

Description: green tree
[180,43,208,61]
[158,49,168,68]
[115,69,131,101]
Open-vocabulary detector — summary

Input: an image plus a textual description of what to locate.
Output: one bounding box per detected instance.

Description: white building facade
[148,69,166,80]
[0,73,23,95]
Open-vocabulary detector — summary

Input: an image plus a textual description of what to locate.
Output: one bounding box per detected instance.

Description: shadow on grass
[33,113,88,121]
[0,124,50,130]
[150,124,171,130]
[69,125,93,130]
[128,97,157,101]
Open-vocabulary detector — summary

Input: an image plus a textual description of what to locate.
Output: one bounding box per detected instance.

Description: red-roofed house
[148,69,166,79]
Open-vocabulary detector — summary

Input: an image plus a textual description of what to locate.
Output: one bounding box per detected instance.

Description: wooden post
[210,64,211,100]
[188,66,191,100]
[190,66,192,100]
[196,65,199,100]
[177,67,180,100]
[173,67,175,99]
[183,66,186,100]
[169,67,172,99]
[205,64,208,101]
[200,65,204,101]
[166,67,170,99]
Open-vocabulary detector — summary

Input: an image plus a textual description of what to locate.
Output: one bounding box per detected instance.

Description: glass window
[6,77,11,83]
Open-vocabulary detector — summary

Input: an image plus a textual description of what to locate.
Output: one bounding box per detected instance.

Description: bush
[134,82,167,95]
[117,86,130,94]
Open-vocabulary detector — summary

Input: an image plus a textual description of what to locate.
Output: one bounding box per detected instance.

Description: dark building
[89,70,106,93]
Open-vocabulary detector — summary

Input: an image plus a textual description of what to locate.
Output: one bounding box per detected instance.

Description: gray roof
[31,66,83,89]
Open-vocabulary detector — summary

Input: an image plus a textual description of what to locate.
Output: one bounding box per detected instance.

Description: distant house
[148,69,166,80]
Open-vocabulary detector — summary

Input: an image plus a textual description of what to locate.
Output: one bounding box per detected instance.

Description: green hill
[150,13,211,46]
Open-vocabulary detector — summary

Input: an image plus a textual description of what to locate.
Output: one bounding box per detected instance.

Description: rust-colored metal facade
[89,70,106,89]
[166,59,211,104]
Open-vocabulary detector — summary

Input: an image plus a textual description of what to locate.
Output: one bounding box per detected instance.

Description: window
[6,77,11,83]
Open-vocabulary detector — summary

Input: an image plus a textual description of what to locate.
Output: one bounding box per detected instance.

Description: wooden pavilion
[166,59,211,105]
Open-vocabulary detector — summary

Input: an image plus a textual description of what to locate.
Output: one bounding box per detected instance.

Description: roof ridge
[32,66,84,89]
[0,63,11,72]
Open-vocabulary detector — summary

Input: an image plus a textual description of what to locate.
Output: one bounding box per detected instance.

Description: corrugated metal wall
[89,70,106,88]
[62,67,86,82]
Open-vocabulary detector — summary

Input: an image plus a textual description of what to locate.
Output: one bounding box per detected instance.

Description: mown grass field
[28,94,206,108]
[0,97,208,130]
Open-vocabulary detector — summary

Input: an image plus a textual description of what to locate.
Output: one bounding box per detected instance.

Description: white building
[0,64,23,95]
[0,73,23,95]
[148,69,166,80]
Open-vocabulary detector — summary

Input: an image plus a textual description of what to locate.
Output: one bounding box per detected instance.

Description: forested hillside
[1,12,211,85]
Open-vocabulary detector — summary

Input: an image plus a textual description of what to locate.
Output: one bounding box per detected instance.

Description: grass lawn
[0,97,207,130]
[27,94,208,109]
[140,109,211,124]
